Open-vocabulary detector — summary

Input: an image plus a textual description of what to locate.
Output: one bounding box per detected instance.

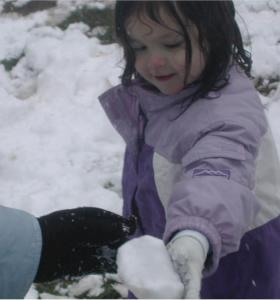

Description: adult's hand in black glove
[34,207,136,283]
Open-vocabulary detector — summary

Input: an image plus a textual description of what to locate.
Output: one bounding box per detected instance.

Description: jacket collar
[133,80,198,119]
[98,79,199,150]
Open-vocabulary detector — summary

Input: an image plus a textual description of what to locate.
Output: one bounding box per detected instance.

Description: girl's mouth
[155,74,175,81]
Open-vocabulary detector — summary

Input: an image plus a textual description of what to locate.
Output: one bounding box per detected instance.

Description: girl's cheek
[174,61,187,77]
[134,57,143,74]
[135,56,149,78]
[173,49,186,69]
[134,53,143,67]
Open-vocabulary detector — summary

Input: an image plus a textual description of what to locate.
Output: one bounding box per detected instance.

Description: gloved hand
[34,207,136,283]
[167,230,209,299]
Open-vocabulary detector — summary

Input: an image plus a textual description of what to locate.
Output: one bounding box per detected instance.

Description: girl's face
[126,8,206,95]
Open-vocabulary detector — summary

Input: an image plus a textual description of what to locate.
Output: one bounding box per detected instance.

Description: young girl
[99,1,280,298]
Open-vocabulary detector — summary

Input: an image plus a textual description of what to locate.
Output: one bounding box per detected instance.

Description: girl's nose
[148,54,166,69]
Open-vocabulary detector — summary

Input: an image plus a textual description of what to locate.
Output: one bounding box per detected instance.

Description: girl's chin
[158,86,184,96]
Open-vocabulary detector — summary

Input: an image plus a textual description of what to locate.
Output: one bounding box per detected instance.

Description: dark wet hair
[115,1,252,107]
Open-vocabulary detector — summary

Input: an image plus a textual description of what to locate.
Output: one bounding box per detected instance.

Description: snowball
[117,235,184,299]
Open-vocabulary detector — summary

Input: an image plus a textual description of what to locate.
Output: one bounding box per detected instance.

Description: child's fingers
[183,261,202,299]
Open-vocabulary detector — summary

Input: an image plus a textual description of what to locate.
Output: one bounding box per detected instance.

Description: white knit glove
[167,230,209,299]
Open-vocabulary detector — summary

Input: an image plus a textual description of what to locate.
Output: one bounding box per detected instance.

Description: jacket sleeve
[0,206,42,298]
[163,120,267,276]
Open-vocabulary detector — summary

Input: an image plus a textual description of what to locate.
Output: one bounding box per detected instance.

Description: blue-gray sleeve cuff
[0,206,42,298]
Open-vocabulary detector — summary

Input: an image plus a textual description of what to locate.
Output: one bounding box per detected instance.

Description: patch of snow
[68,274,104,298]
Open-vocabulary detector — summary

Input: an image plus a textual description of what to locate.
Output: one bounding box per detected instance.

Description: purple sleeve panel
[163,174,259,276]
[163,129,262,276]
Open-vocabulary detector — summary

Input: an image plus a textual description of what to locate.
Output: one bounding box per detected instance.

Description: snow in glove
[34,207,136,283]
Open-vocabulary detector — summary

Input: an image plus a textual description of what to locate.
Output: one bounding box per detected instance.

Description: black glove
[34,207,136,283]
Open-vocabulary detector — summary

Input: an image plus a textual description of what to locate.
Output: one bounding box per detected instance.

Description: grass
[57,6,115,44]
[2,0,56,15]
[254,75,280,96]
[35,276,122,299]
[0,55,24,71]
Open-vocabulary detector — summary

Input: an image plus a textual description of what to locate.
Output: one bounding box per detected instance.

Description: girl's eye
[165,41,184,49]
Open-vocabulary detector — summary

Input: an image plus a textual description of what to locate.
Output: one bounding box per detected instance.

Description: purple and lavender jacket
[99,66,280,298]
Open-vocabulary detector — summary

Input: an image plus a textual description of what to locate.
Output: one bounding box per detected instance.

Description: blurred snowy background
[0,0,280,298]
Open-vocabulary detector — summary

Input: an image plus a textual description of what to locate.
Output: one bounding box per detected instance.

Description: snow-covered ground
[0,0,280,298]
